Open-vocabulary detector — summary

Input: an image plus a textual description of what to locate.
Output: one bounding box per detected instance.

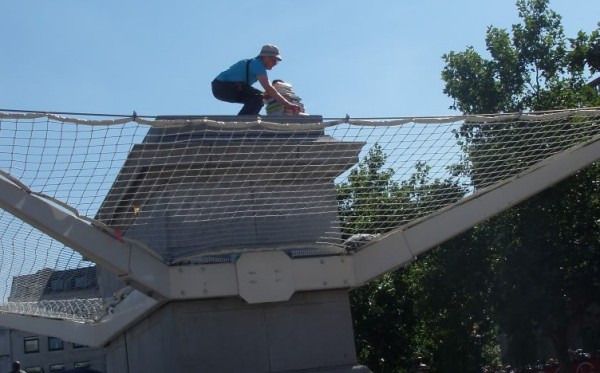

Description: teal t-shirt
[215,57,267,85]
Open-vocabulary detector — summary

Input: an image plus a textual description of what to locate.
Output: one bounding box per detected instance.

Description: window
[49,363,65,372]
[73,275,88,288]
[50,278,64,291]
[24,336,40,353]
[48,337,64,351]
[25,367,43,373]
[74,361,90,368]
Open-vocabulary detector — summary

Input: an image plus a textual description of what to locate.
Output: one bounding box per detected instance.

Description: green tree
[442,0,600,370]
[337,143,409,237]
[442,0,600,113]
[351,270,417,372]
[489,165,600,368]
[342,145,501,372]
[340,145,418,371]
[337,146,466,239]
[407,230,501,373]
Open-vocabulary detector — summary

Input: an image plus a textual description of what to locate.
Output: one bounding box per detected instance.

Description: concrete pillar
[97,116,364,262]
[105,290,369,373]
[97,116,371,372]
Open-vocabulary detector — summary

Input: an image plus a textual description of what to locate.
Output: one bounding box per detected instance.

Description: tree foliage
[337,145,466,238]
[343,146,499,372]
[442,0,600,113]
[348,1,600,371]
[440,0,600,370]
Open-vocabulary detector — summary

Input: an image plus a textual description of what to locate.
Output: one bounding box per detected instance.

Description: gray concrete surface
[105,290,369,373]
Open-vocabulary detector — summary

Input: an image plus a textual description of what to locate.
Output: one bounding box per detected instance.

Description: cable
[1,106,599,123]
[0,108,156,119]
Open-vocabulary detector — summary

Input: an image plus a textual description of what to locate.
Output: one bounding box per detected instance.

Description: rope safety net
[0,108,599,322]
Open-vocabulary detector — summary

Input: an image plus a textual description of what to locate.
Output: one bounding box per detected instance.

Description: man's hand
[258,75,302,114]
[284,102,302,115]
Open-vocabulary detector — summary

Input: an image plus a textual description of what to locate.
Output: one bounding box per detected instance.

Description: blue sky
[1,0,599,119]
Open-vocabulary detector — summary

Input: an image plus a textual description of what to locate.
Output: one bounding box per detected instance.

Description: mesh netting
[1,108,599,322]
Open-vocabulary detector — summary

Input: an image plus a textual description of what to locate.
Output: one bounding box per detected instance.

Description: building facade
[0,267,106,372]
[0,328,105,373]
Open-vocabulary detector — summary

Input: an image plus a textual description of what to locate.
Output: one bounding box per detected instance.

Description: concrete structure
[3,112,599,372]
[96,115,363,262]
[94,115,370,372]
[105,290,360,372]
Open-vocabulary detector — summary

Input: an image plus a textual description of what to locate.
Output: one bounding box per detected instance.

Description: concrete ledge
[155,114,323,124]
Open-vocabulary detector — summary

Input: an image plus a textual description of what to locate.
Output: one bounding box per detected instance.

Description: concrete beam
[0,176,170,300]
[354,134,600,284]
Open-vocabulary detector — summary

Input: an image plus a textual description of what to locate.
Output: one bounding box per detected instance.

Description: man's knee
[239,93,264,115]
[247,93,264,107]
